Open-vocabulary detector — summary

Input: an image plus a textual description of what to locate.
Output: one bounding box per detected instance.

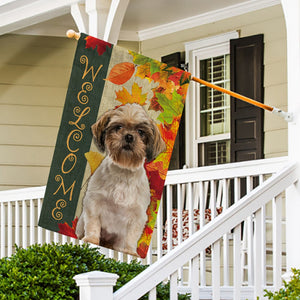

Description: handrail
[0,157,287,202]
[114,162,298,300]
[165,156,288,184]
[0,186,46,202]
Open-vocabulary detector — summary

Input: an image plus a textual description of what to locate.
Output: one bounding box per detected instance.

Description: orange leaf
[115,82,147,105]
[106,62,135,85]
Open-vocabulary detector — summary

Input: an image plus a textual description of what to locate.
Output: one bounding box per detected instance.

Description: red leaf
[58,217,78,239]
[136,241,149,259]
[106,62,135,85]
[85,36,112,56]
[168,70,184,85]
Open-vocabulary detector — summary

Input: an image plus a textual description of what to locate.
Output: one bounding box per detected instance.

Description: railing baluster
[156,201,163,259]
[234,177,240,203]
[212,241,221,300]
[170,271,178,300]
[187,182,193,234]
[191,255,199,300]
[1,202,5,258]
[246,176,254,285]
[210,180,216,218]
[7,201,12,257]
[254,207,263,299]
[118,251,124,262]
[37,198,43,244]
[166,184,173,252]
[46,229,51,244]
[261,203,267,286]
[30,199,35,245]
[148,287,156,300]
[199,181,206,286]
[273,194,283,290]
[222,178,229,286]
[233,224,242,300]
[15,200,20,247]
[22,200,27,248]
[146,239,152,265]
[177,184,183,285]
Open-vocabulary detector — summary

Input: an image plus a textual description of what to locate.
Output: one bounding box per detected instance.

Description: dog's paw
[82,236,100,245]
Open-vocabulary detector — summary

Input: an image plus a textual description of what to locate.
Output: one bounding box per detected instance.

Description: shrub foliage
[264,268,300,299]
[0,243,190,300]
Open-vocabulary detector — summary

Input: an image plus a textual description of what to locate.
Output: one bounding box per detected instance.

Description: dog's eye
[115,125,122,132]
[137,129,145,137]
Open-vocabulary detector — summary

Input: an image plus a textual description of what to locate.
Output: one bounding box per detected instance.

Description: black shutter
[230,34,264,162]
[161,52,185,170]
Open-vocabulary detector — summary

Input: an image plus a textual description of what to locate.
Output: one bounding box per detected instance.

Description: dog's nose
[125,134,134,143]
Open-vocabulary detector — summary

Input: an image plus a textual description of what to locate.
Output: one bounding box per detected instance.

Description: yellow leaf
[85,151,105,174]
[115,82,147,105]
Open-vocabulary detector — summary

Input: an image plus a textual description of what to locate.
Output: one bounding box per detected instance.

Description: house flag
[38,33,191,258]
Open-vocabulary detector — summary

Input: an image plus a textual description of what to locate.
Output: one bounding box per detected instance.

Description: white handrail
[165,156,288,184]
[0,186,45,202]
[114,162,298,300]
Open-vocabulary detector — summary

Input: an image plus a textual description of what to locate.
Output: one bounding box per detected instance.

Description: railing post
[74,271,119,300]
[282,0,300,273]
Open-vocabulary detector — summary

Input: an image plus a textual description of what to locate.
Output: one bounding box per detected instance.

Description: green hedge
[264,268,300,299]
[0,243,190,300]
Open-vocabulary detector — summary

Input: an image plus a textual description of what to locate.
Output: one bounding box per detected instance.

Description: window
[198,54,230,166]
[185,31,239,167]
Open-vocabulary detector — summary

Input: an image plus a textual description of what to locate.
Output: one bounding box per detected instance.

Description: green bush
[264,268,300,299]
[0,243,190,300]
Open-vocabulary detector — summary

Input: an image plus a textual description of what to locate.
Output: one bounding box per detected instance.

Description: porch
[0,156,294,299]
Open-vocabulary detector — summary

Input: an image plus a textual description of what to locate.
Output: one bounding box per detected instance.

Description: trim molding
[137,0,281,41]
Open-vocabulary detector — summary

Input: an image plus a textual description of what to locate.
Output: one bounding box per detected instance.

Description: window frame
[185,31,239,167]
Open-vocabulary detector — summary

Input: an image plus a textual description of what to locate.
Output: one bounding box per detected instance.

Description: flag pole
[66,29,293,122]
[191,76,293,122]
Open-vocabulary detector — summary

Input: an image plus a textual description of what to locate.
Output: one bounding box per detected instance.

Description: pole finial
[66,30,80,40]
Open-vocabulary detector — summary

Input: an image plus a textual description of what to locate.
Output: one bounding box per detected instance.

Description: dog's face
[92,103,166,169]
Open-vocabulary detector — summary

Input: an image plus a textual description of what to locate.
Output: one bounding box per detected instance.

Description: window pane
[199,54,230,138]
[198,140,230,167]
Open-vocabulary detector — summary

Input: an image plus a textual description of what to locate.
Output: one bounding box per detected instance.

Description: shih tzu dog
[76,103,166,255]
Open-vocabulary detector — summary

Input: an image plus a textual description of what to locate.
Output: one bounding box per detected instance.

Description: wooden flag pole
[66,29,293,122]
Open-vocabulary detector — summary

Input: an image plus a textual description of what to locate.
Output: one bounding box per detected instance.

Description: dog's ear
[146,119,166,162]
[91,110,112,153]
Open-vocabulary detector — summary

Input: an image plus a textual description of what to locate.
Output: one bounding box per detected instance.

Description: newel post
[74,271,119,300]
[281,0,300,274]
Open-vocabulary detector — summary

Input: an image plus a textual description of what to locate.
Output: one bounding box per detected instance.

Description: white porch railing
[111,161,296,300]
[0,156,294,299]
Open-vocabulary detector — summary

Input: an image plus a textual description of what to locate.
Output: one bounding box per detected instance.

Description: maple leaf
[156,91,184,124]
[148,94,163,111]
[58,217,78,239]
[85,36,112,56]
[180,71,192,85]
[106,62,135,85]
[115,82,147,105]
[168,70,185,85]
[135,63,151,81]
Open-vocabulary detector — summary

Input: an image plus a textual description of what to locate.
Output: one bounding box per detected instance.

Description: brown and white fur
[76,103,166,255]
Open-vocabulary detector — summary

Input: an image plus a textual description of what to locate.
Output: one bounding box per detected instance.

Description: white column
[85,0,111,39]
[74,271,119,300]
[281,0,300,272]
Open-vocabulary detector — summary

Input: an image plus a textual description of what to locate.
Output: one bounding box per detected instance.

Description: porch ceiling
[0,0,280,41]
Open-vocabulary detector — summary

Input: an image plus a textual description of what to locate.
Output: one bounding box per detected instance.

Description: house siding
[140,4,288,161]
[0,5,286,190]
[0,35,139,190]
